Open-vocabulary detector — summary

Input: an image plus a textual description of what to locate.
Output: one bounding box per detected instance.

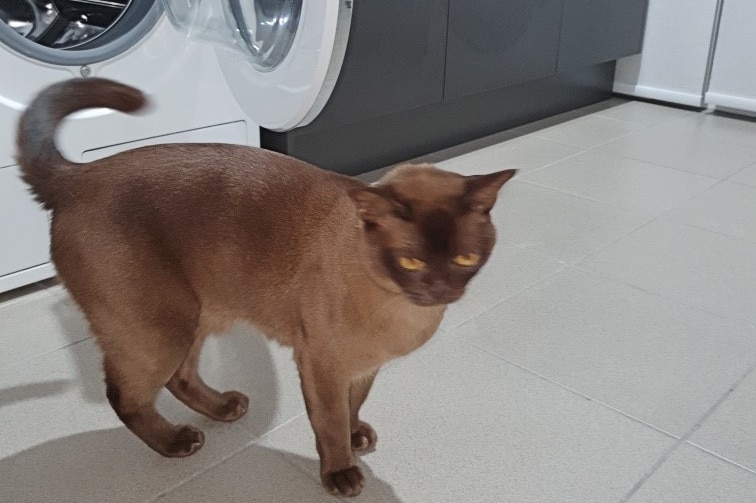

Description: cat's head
[349,164,516,307]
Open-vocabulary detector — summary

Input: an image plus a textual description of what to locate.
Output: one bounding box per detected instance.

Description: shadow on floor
[0,380,72,410]
[0,427,403,503]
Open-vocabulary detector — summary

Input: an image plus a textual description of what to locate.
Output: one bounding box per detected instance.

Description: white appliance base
[613,82,704,108]
[704,92,756,115]
[0,263,55,294]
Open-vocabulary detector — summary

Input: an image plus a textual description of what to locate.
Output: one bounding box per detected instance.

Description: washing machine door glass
[0,0,161,64]
[221,1,353,131]
[227,0,301,72]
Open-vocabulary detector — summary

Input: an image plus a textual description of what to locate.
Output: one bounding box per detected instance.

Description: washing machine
[0,0,352,293]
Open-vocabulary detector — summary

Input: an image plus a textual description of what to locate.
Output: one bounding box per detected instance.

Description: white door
[163,0,353,131]
[613,0,720,107]
[705,0,756,113]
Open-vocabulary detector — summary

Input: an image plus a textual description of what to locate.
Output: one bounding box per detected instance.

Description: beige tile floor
[2,99,756,502]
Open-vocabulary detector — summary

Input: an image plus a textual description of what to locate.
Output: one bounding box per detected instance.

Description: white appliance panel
[82,120,247,161]
[0,165,50,277]
[613,0,719,107]
[705,0,756,113]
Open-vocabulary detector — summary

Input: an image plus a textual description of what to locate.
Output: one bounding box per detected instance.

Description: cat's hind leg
[165,330,249,422]
[99,312,206,457]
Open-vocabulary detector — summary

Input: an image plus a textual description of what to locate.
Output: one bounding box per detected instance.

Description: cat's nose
[428,279,447,296]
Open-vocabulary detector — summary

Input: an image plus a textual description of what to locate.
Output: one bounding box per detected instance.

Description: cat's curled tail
[16,78,146,209]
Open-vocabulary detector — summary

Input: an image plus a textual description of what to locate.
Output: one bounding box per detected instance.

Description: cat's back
[56,142,357,232]
[60,142,336,203]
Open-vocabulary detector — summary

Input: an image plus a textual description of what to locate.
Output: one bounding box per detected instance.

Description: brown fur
[16,78,516,497]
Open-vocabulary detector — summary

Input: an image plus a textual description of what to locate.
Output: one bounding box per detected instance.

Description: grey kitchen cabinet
[263,0,648,174]
[306,0,448,130]
[444,0,563,100]
[558,0,648,71]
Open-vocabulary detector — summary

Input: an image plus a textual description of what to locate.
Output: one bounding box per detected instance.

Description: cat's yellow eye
[398,257,426,271]
[452,253,480,267]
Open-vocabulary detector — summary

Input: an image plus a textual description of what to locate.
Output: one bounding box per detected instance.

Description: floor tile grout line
[5,335,94,374]
[447,139,589,175]
[590,144,756,181]
[569,262,756,330]
[255,411,307,443]
[147,413,308,502]
[615,441,685,503]
[513,179,666,218]
[537,135,730,182]
[725,177,756,189]
[566,168,756,270]
[442,104,695,179]
[662,213,756,248]
[576,111,756,179]
[146,434,260,503]
[592,108,692,127]
[568,175,705,269]
[565,181,756,330]
[463,340,682,442]
[564,211,661,267]
[521,154,734,242]
[447,264,570,334]
[618,361,756,503]
[685,441,756,476]
[529,109,666,151]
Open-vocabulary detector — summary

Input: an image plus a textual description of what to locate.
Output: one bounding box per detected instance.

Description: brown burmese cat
[17,78,516,497]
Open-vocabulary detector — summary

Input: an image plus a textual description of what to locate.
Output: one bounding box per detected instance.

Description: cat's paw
[351,421,377,454]
[164,425,205,457]
[215,391,249,422]
[322,466,364,497]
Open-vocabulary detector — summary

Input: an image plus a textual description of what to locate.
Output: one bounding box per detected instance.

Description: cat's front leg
[349,371,378,453]
[298,357,364,497]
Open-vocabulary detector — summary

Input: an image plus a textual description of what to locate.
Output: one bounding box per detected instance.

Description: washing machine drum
[0,0,161,65]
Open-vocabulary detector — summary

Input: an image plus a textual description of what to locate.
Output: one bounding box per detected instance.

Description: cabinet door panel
[559,0,648,71]
[0,165,50,277]
[308,0,448,129]
[445,0,563,100]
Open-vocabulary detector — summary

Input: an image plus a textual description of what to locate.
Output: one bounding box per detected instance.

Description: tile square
[579,219,756,324]
[261,339,673,503]
[656,112,756,149]
[594,101,692,127]
[492,181,652,264]
[156,442,402,503]
[441,245,563,330]
[689,368,756,472]
[0,286,88,369]
[521,150,717,215]
[440,135,584,174]
[598,123,756,179]
[534,115,646,148]
[461,268,756,436]
[664,181,756,243]
[628,445,756,503]
[729,162,756,187]
[0,339,255,503]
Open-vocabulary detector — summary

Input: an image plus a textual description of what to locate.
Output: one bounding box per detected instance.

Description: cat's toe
[351,421,377,454]
[216,391,249,422]
[164,425,205,457]
[322,466,364,497]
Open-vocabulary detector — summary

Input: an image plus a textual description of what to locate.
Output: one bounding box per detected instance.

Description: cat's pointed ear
[348,186,399,224]
[464,169,517,213]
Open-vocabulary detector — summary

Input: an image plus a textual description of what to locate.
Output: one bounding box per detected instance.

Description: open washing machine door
[163,0,352,132]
